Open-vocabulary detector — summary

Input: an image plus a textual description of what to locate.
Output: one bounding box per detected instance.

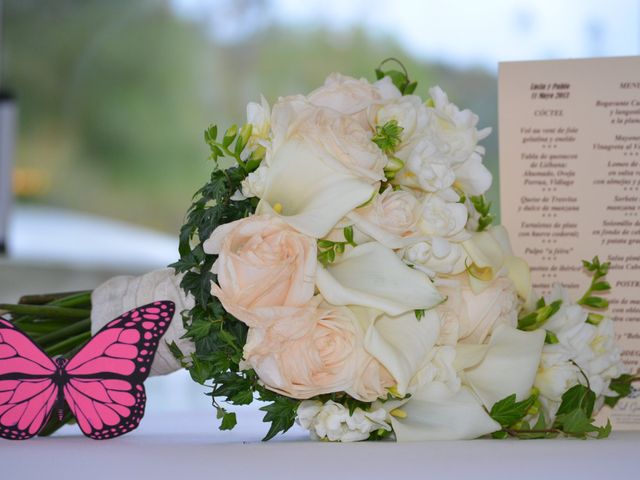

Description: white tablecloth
[1,410,637,480]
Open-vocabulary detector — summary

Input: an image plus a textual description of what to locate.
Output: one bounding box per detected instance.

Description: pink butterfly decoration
[0,301,175,440]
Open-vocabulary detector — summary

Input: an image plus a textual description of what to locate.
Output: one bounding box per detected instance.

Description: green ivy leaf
[604,374,637,408]
[260,396,299,441]
[219,411,237,430]
[489,394,536,428]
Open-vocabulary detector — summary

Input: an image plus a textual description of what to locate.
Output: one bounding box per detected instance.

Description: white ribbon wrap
[91,268,195,376]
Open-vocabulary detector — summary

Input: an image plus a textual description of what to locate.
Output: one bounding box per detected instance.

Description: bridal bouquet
[3,60,634,441]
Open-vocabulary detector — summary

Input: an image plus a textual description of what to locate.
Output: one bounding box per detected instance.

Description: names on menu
[499,57,640,429]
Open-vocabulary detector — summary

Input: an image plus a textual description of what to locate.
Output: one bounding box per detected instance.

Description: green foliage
[604,374,638,408]
[489,394,536,428]
[517,298,562,331]
[469,195,495,232]
[372,120,404,154]
[578,257,611,310]
[553,385,611,439]
[374,57,418,95]
[259,394,299,441]
[317,226,357,267]
[169,123,301,440]
[491,385,610,439]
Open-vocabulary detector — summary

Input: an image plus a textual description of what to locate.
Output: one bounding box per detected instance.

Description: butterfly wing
[63,301,175,439]
[0,318,58,440]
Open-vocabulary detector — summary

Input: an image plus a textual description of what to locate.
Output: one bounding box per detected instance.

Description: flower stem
[36,319,91,347]
[0,303,90,319]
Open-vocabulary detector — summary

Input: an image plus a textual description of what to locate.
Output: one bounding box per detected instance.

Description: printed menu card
[499,56,640,429]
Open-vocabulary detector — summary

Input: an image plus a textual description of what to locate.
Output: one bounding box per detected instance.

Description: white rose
[240,165,269,198]
[436,274,519,346]
[347,187,422,249]
[297,400,390,442]
[418,193,468,240]
[425,86,491,165]
[404,237,465,276]
[308,73,399,118]
[400,138,455,193]
[303,110,386,182]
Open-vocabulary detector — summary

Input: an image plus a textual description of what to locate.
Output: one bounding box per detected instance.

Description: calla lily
[463,324,545,407]
[257,140,376,238]
[388,386,500,441]
[462,226,532,300]
[362,310,441,396]
[316,242,444,316]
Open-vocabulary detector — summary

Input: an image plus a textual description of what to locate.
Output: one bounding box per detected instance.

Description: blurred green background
[3,0,498,235]
[4,0,638,236]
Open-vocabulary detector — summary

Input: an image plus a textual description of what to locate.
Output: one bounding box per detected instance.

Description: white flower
[412,346,462,399]
[272,96,386,181]
[91,269,195,376]
[246,95,271,148]
[454,151,492,196]
[297,400,390,442]
[425,86,491,165]
[240,165,269,199]
[387,325,544,441]
[316,242,444,317]
[404,237,465,276]
[535,358,581,403]
[418,193,468,240]
[347,187,422,249]
[308,73,399,117]
[462,226,532,301]
[373,94,429,146]
[436,274,519,346]
[533,286,626,421]
[402,138,456,193]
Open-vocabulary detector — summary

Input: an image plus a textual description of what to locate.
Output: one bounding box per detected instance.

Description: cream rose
[347,187,422,249]
[243,302,393,401]
[308,73,399,117]
[436,274,519,346]
[203,215,316,326]
[279,101,386,182]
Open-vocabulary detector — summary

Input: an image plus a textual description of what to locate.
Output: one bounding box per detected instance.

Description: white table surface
[1,408,637,480]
